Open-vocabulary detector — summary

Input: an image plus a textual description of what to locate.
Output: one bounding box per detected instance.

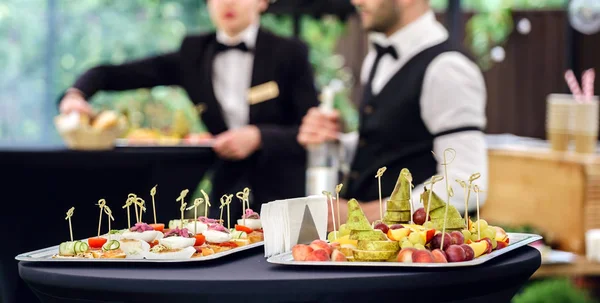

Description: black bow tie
[216,41,252,53]
[373,43,399,60]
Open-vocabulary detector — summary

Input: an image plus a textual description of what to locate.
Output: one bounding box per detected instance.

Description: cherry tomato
[194,234,206,246]
[149,223,164,232]
[235,225,253,234]
[88,237,107,249]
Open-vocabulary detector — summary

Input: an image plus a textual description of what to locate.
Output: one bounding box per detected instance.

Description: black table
[19,245,541,303]
[1,144,216,303]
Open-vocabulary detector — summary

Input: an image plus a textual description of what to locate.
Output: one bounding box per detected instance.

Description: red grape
[412,208,427,225]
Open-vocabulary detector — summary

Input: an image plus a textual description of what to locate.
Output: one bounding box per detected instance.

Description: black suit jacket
[69,28,319,214]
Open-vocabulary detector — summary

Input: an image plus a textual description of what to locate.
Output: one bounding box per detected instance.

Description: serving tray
[115,138,214,148]
[16,241,263,263]
[266,233,541,268]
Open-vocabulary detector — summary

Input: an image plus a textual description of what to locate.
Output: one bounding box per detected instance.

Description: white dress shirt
[341,10,489,213]
[212,23,259,130]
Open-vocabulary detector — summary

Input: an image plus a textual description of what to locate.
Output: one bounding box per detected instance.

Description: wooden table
[482,145,600,255]
[534,256,600,278]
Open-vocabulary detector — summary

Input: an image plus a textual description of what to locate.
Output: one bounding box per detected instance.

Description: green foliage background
[0,0,570,143]
[0,0,356,143]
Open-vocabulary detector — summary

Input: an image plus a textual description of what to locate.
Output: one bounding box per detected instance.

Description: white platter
[266,233,541,268]
[16,241,263,263]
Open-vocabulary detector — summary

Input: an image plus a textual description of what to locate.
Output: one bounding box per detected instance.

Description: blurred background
[2,0,600,302]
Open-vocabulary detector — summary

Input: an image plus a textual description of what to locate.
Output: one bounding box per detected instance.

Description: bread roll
[92,111,119,131]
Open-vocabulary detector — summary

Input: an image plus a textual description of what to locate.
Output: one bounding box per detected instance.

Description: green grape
[471,233,480,242]
[408,232,422,244]
[400,240,414,249]
[486,227,497,239]
[483,229,496,241]
[491,238,498,249]
[327,231,340,242]
[461,229,472,240]
[475,219,488,231]
[414,243,426,250]
[422,221,434,229]
[339,224,350,237]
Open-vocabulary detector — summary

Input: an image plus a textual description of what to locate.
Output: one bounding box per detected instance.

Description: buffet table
[19,246,541,303]
[0,144,216,303]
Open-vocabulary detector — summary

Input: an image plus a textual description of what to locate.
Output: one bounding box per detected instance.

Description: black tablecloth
[1,144,216,303]
[19,245,541,303]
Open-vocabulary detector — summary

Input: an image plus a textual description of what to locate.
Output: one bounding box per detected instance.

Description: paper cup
[586,229,600,261]
[547,130,571,152]
[546,94,574,132]
[574,132,598,154]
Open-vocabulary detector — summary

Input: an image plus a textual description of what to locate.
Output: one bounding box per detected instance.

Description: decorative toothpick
[122,194,135,228]
[219,196,227,223]
[180,201,187,228]
[65,207,75,242]
[375,167,387,221]
[201,189,211,220]
[323,191,336,239]
[473,185,485,240]
[424,175,444,222]
[456,179,468,227]
[176,189,189,229]
[96,199,106,238]
[335,184,343,228]
[236,188,250,226]
[434,148,456,251]
[132,194,139,226]
[104,205,115,236]
[465,173,481,227]
[134,197,146,224]
[150,185,158,225]
[225,194,233,229]
[186,198,204,234]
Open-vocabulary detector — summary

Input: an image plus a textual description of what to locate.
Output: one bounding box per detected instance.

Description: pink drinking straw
[565,69,583,103]
[582,68,595,102]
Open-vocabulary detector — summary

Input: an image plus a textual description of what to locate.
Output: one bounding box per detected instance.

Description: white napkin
[261,195,328,257]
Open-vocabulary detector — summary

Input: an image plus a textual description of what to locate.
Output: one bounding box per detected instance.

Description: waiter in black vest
[59,0,319,218]
[298,0,488,226]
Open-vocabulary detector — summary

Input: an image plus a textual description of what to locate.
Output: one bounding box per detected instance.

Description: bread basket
[55,112,127,151]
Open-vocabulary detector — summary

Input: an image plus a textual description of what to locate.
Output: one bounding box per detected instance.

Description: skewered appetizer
[292,162,509,264]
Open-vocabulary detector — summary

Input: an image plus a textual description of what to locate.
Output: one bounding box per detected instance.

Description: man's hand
[297,107,341,147]
[59,90,93,115]
[328,198,383,231]
[213,125,261,161]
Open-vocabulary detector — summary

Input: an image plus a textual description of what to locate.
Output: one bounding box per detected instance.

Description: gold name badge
[247,81,279,105]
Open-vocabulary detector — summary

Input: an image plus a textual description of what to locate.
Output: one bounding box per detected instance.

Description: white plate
[266,233,541,268]
[16,241,263,263]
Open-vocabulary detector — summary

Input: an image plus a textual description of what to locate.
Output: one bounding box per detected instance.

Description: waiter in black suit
[59,0,319,219]
[298,0,488,227]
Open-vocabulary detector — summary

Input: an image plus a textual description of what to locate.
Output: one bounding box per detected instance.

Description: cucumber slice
[79,242,89,252]
[66,241,76,255]
[74,241,82,252]
[102,240,120,251]
[59,242,69,256]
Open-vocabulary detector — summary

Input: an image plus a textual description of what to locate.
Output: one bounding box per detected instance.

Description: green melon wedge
[346,199,373,231]
[421,189,446,212]
[349,229,388,241]
[431,218,466,230]
[357,240,400,252]
[383,211,411,222]
[352,249,398,262]
[386,199,411,211]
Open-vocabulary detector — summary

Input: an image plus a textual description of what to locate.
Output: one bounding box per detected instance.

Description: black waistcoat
[342,40,479,201]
